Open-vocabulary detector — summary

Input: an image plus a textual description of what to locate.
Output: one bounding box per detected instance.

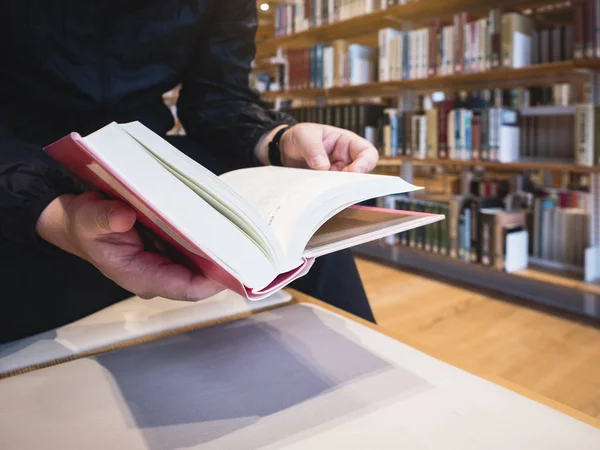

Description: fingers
[73,192,137,235]
[293,126,331,170]
[343,135,379,173]
[116,251,226,301]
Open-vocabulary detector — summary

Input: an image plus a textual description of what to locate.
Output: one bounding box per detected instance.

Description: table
[0,290,598,449]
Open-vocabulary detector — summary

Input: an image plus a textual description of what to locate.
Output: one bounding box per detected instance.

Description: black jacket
[0,0,294,247]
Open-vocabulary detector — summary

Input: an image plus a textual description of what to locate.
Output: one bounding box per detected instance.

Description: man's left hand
[256,123,379,174]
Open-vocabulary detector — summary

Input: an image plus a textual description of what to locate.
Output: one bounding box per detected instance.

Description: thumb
[77,195,137,235]
[296,128,331,170]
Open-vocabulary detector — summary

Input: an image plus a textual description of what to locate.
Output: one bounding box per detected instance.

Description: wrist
[254,124,290,166]
[36,194,80,257]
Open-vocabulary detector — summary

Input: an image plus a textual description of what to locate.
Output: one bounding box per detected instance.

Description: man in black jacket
[0,1,378,342]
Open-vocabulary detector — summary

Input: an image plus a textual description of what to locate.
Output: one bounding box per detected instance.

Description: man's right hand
[36,192,225,301]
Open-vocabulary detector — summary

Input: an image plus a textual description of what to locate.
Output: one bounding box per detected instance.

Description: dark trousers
[0,136,374,343]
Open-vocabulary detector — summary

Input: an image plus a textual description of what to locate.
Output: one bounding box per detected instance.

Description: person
[0,1,379,343]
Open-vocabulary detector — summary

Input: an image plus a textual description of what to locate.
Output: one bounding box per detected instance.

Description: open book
[44,122,443,299]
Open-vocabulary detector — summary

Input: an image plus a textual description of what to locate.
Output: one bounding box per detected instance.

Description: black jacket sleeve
[0,122,86,247]
[176,0,296,171]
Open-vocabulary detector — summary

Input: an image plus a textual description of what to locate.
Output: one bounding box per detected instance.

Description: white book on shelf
[472,21,479,73]
[365,0,376,13]
[398,33,405,80]
[409,30,417,79]
[465,22,472,73]
[421,28,429,79]
[445,25,454,75]
[419,115,427,158]
[390,35,398,81]
[379,28,400,82]
[315,0,322,26]
[349,44,376,85]
[574,104,594,166]
[478,19,485,72]
[498,108,520,163]
[323,46,334,89]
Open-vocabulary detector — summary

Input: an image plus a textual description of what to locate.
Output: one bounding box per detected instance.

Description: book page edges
[304,205,445,258]
[43,133,310,300]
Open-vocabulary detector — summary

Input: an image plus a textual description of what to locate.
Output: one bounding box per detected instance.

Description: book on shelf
[274,6,583,91]
[382,186,589,272]
[285,42,375,90]
[43,121,444,300]
[279,83,587,165]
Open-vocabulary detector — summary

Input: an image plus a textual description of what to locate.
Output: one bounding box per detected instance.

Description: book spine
[596,0,600,57]
[405,111,413,156]
[480,213,495,266]
[379,29,389,82]
[455,109,462,161]
[448,109,455,160]
[422,28,429,79]
[472,112,481,161]
[438,102,448,159]
[574,1,585,59]
[398,111,406,156]
[428,21,438,77]
[454,13,464,74]
[588,0,596,58]
[490,9,501,69]
[465,19,472,73]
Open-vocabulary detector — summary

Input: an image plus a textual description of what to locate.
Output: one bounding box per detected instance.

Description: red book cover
[43,132,314,300]
[428,20,441,77]
[437,99,453,159]
[301,48,307,90]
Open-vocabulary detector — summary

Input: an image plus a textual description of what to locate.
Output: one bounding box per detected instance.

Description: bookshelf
[261,61,581,99]
[257,0,547,59]
[377,156,600,173]
[252,0,600,318]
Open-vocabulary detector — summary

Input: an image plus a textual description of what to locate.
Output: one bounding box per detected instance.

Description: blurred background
[165,0,600,421]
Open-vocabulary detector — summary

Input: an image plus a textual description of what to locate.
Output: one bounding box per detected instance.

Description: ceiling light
[260,3,270,11]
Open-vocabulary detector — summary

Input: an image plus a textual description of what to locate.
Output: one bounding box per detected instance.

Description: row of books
[274,0,600,65]
[285,43,376,90]
[281,85,600,165]
[274,0,419,37]
[282,12,574,90]
[380,192,590,270]
[531,197,590,265]
[378,11,533,82]
[380,195,528,271]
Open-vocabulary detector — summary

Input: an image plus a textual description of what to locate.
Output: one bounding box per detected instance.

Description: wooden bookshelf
[256,0,549,59]
[376,156,600,173]
[261,61,579,99]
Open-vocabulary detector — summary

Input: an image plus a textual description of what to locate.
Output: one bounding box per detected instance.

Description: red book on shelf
[428,20,441,77]
[437,99,453,159]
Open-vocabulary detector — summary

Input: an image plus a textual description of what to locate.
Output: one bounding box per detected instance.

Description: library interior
[2,0,600,448]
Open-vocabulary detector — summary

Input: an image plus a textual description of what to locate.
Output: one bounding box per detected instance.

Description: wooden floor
[356,257,600,421]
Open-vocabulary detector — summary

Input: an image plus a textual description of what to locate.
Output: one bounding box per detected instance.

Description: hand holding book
[40,121,443,301]
[36,192,226,301]
[255,123,379,173]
